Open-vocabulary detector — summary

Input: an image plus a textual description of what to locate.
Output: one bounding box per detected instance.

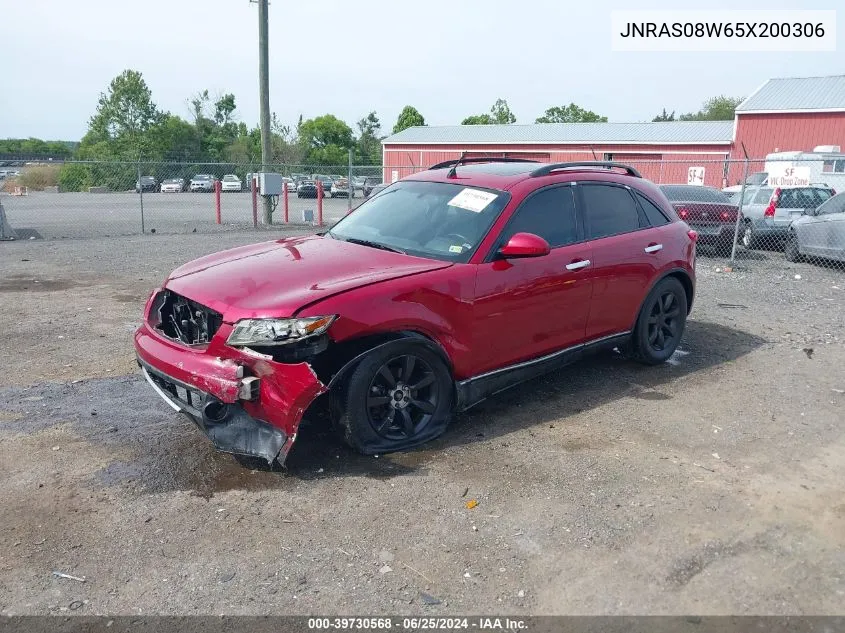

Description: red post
[283,182,289,223]
[214,179,222,224]
[251,176,258,228]
[316,179,323,227]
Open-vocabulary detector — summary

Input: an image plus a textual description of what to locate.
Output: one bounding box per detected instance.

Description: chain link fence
[1,156,844,276]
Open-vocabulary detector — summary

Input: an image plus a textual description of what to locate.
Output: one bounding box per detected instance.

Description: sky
[0,0,842,141]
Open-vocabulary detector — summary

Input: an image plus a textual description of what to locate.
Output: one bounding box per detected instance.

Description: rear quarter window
[634,192,670,227]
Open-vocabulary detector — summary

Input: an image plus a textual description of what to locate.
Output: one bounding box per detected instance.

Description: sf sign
[687,167,705,186]
[768,166,810,187]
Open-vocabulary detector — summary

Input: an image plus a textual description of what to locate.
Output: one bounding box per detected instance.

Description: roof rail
[429,156,540,171]
[529,161,642,178]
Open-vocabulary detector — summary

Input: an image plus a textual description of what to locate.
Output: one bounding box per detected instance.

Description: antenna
[447,152,466,178]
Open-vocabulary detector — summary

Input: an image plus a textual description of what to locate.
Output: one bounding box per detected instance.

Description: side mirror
[497,232,551,259]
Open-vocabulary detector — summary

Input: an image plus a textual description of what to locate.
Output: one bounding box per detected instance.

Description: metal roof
[382,121,734,145]
[737,75,845,112]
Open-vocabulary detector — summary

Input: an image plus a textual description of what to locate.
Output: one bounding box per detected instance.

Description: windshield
[223,175,238,181]
[328,180,510,263]
[661,185,730,203]
[194,175,210,180]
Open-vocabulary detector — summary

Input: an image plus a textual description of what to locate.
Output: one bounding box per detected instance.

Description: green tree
[535,103,607,123]
[58,163,92,192]
[463,98,516,125]
[356,111,382,164]
[299,114,354,149]
[392,106,426,134]
[82,69,164,159]
[214,93,237,126]
[652,109,676,122]
[679,96,743,121]
[152,114,201,160]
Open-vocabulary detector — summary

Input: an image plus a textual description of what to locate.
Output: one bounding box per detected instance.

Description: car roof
[409,160,647,192]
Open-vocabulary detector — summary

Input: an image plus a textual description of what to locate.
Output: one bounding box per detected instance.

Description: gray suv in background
[739,185,834,248]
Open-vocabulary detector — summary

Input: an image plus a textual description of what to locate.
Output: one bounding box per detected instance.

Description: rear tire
[332,343,453,455]
[741,221,758,249]
[628,277,688,366]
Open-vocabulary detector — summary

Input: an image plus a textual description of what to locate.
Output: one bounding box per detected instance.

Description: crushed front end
[134,288,328,466]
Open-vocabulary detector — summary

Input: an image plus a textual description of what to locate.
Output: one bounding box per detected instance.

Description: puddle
[667,349,690,366]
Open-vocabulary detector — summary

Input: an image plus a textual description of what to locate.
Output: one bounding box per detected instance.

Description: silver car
[739,185,834,249]
[786,191,845,263]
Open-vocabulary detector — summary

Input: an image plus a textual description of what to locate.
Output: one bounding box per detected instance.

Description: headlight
[226,315,336,346]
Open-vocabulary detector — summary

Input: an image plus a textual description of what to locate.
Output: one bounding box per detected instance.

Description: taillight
[687,229,698,243]
[720,211,730,220]
[677,206,689,219]
[764,187,781,218]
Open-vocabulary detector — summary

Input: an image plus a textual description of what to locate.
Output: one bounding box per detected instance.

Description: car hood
[165,235,453,322]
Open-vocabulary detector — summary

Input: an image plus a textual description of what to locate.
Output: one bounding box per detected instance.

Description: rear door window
[752,187,774,204]
[581,184,642,240]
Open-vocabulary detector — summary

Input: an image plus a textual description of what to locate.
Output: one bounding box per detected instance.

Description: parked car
[135,176,157,193]
[363,177,383,197]
[739,184,835,249]
[785,191,845,263]
[659,185,739,255]
[221,174,242,192]
[134,158,696,469]
[351,176,366,193]
[190,174,216,192]
[330,177,355,198]
[297,179,319,198]
[367,182,390,198]
[160,178,186,193]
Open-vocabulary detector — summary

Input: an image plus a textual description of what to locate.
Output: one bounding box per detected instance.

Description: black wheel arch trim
[324,330,453,391]
[637,268,695,325]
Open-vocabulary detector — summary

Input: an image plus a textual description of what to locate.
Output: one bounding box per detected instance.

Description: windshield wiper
[344,237,405,254]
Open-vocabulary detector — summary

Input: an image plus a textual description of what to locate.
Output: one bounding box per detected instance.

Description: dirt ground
[1,231,844,616]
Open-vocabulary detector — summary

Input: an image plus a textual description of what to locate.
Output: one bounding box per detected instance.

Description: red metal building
[382,75,845,188]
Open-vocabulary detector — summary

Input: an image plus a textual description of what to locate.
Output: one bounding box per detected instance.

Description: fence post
[316,179,323,227]
[137,163,145,234]
[729,156,750,263]
[347,149,353,213]
[215,179,222,224]
[251,176,258,228]
[283,181,289,223]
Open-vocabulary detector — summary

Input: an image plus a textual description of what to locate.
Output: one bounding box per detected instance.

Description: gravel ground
[0,232,844,616]
[1,191,356,239]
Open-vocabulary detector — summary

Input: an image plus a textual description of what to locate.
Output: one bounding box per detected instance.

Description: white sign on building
[687,167,705,186]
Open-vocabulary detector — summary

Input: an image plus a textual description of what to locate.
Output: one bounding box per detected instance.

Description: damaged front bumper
[134,322,327,465]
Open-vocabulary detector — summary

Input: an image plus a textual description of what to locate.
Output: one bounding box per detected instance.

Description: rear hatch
[771,187,835,228]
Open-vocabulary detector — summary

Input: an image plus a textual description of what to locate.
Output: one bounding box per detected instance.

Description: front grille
[145,364,205,415]
[152,290,222,345]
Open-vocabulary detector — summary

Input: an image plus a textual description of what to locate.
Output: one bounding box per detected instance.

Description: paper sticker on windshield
[448,188,498,213]
[449,245,463,254]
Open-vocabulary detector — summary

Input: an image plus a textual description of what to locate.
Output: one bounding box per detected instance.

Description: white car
[160,178,186,193]
[221,174,242,192]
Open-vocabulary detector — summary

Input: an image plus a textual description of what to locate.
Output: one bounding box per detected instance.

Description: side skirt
[455,332,631,411]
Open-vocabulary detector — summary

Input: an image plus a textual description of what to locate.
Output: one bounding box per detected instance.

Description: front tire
[628,277,688,365]
[784,232,801,262]
[332,343,453,455]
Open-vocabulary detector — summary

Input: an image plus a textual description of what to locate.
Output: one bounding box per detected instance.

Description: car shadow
[285,320,766,477]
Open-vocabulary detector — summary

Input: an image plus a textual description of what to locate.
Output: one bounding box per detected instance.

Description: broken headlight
[226,316,337,347]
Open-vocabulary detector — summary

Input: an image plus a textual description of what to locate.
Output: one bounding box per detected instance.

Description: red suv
[135,159,697,468]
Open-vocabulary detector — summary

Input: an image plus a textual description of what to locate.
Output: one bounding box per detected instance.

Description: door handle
[566,259,591,271]
[644,244,663,253]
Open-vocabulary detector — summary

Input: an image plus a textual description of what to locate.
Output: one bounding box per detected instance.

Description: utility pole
[257,0,273,224]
